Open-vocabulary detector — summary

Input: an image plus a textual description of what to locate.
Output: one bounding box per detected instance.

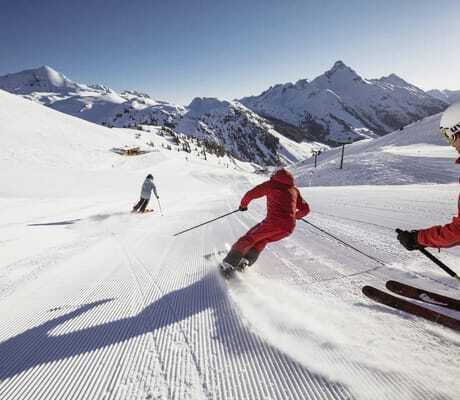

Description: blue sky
[1,0,459,104]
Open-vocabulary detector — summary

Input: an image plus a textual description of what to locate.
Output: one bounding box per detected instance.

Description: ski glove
[396,229,423,251]
[239,206,248,212]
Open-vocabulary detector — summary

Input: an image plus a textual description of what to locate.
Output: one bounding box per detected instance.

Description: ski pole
[157,197,163,216]
[396,229,460,282]
[302,219,386,266]
[174,210,239,237]
[420,248,460,281]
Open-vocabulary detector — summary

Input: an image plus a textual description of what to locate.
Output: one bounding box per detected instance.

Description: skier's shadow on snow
[28,219,81,226]
[27,212,128,227]
[0,273,271,381]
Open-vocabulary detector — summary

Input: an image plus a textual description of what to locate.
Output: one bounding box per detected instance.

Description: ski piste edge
[386,280,460,311]
[362,285,460,332]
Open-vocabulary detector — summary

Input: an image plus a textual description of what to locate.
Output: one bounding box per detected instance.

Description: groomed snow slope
[0,91,459,400]
[294,113,459,187]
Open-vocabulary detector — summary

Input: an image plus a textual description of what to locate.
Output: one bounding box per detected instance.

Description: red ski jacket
[240,169,310,232]
[418,157,460,248]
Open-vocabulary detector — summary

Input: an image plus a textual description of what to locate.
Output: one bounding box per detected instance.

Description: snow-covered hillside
[1,86,460,400]
[0,66,130,122]
[1,89,127,170]
[0,67,324,166]
[0,89,249,196]
[241,61,447,144]
[105,96,325,165]
[293,112,459,187]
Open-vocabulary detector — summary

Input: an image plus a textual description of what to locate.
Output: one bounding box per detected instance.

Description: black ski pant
[133,197,150,212]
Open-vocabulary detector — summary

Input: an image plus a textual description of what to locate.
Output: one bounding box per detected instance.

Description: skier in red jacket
[397,102,460,250]
[220,168,310,273]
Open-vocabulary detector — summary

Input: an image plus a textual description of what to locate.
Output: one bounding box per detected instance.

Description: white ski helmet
[440,102,460,144]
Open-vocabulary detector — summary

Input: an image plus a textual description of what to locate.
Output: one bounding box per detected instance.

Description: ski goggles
[440,127,458,145]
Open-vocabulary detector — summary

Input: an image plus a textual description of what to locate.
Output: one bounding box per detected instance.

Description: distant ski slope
[293,112,459,186]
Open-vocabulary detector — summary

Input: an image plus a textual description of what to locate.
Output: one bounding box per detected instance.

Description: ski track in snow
[1,179,460,399]
[228,197,459,398]
[0,86,460,400]
[1,182,460,399]
[1,95,460,400]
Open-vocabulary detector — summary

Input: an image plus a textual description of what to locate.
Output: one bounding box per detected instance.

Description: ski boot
[219,250,243,278]
[240,248,260,270]
[235,258,249,272]
[219,261,235,278]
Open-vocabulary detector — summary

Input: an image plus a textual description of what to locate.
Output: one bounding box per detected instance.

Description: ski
[362,286,460,332]
[386,280,460,311]
[131,209,154,214]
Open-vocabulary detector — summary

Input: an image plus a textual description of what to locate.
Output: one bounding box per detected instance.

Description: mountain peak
[311,61,363,90]
[377,73,423,92]
[0,65,80,94]
[187,97,230,118]
[382,73,407,84]
[37,65,58,74]
[324,60,359,79]
[33,65,68,85]
[332,60,347,69]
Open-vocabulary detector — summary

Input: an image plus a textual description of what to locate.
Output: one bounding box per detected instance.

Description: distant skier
[220,168,310,273]
[132,174,159,213]
[397,102,460,250]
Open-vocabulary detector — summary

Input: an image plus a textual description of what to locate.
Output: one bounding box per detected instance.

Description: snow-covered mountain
[240,61,447,144]
[0,66,324,166]
[427,89,460,105]
[0,65,83,95]
[105,96,324,165]
[1,63,452,166]
[0,65,128,120]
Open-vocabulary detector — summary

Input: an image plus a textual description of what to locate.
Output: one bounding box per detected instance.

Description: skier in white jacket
[132,174,159,213]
